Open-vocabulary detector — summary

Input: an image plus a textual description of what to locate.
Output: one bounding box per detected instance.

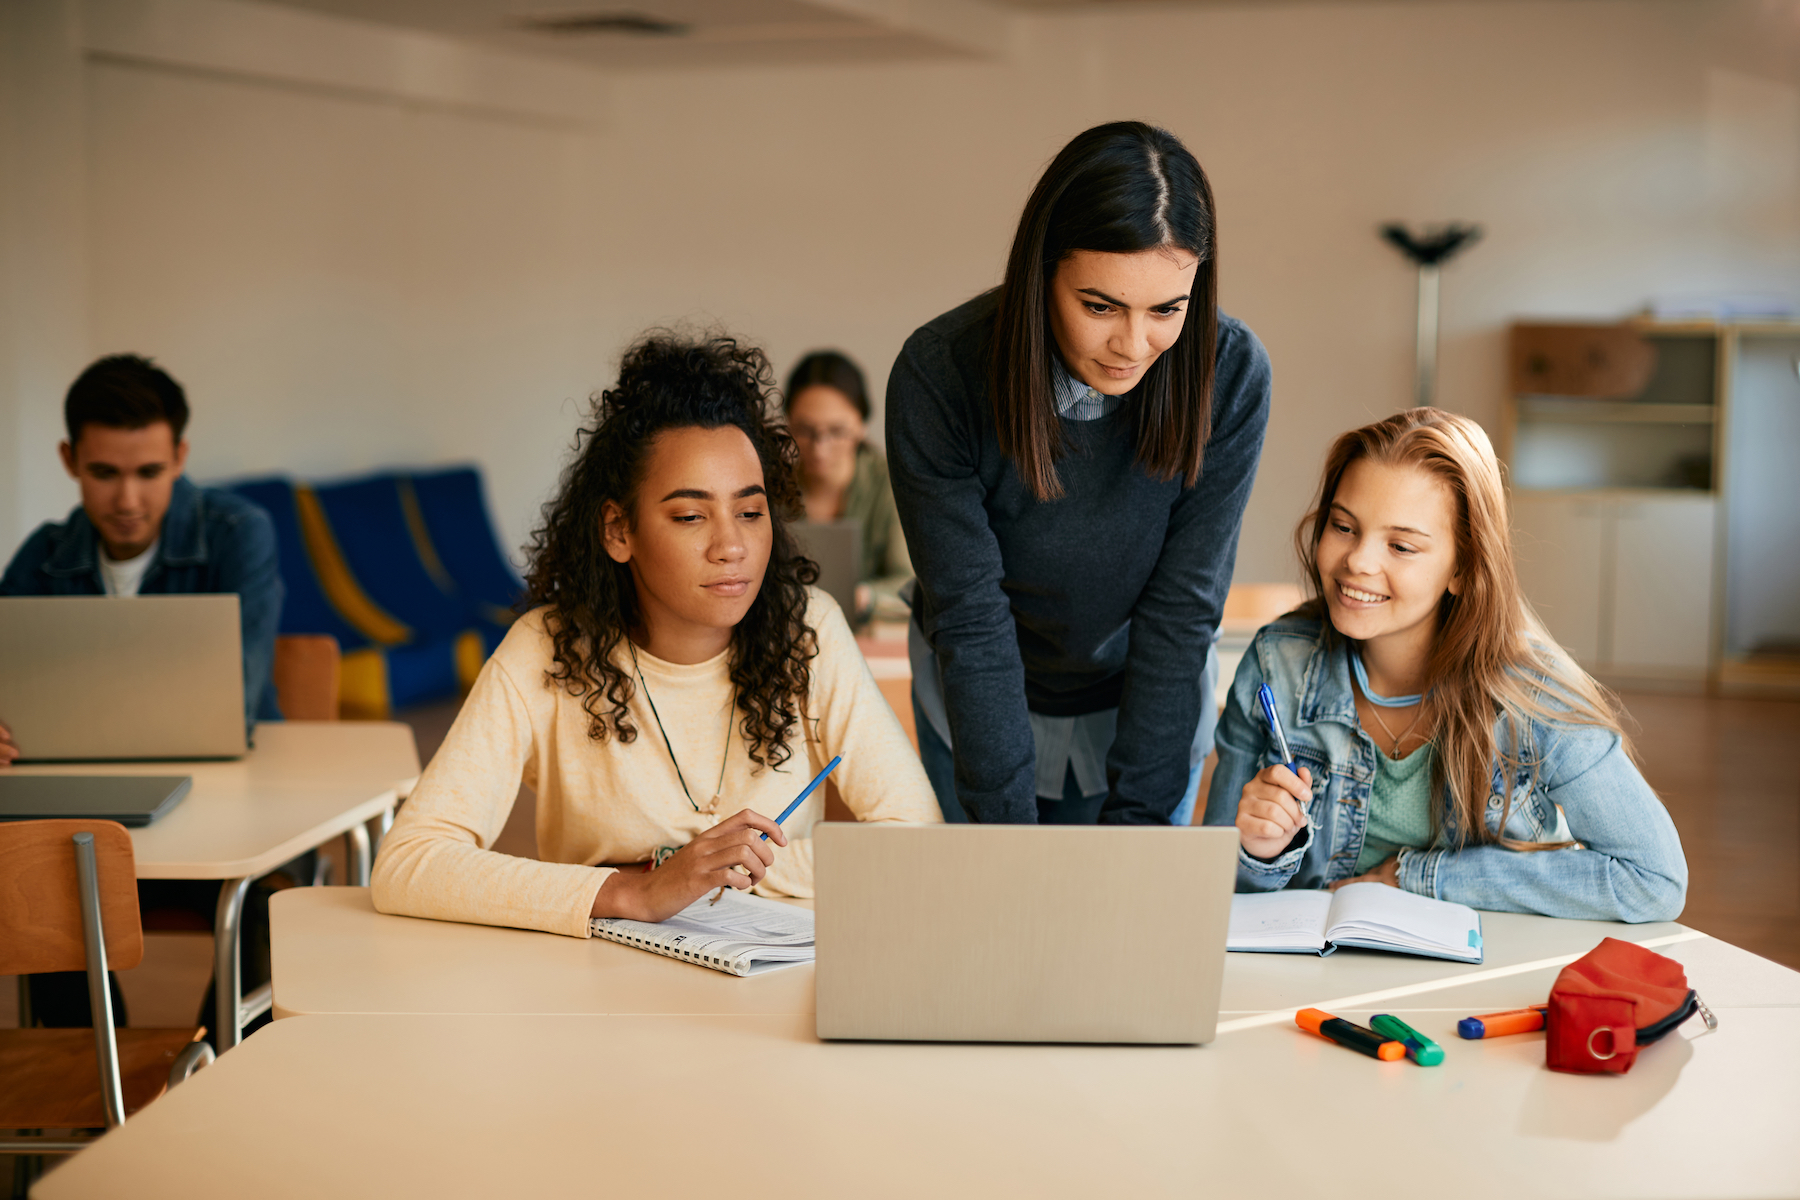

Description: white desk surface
[10,722,419,878]
[36,1007,1799,1200]
[271,886,1800,1020]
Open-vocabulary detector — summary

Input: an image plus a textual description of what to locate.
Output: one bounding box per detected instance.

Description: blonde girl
[1203,407,1685,921]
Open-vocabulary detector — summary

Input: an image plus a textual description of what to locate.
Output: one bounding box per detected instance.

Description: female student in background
[1204,408,1686,922]
[783,350,913,623]
[887,121,1271,826]
[373,334,939,935]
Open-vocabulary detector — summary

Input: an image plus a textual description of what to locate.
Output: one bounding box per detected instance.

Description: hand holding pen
[1234,684,1313,861]
[709,755,841,905]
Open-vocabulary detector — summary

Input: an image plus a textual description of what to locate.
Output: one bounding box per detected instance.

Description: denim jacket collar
[1295,626,1361,732]
[42,475,206,579]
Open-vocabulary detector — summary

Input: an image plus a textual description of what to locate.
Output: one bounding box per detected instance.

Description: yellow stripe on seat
[294,485,412,647]
[455,630,487,693]
[337,647,391,720]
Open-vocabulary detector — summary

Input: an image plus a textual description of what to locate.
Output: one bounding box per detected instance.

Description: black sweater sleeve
[885,321,1041,823]
[1101,321,1271,823]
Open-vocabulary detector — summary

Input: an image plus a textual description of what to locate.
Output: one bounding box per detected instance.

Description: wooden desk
[34,1006,1799,1199]
[270,887,815,1019]
[271,888,1800,1024]
[12,722,420,1048]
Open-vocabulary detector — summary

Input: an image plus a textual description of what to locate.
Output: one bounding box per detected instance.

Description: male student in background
[0,353,283,766]
[0,353,293,1041]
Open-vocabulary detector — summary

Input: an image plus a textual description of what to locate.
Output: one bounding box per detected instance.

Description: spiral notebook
[1227,883,1483,963]
[588,888,815,976]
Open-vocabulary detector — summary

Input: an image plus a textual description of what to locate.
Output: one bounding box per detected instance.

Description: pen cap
[1295,1008,1329,1035]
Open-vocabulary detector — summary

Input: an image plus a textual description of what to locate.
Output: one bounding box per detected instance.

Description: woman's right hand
[591,808,788,923]
[1236,764,1311,861]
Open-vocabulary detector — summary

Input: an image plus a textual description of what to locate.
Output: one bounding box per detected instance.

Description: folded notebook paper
[589,888,815,977]
[1228,883,1483,963]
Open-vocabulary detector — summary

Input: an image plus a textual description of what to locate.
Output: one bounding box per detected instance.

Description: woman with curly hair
[373,333,939,935]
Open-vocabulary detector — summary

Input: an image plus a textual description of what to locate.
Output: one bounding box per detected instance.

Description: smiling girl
[1203,408,1686,922]
[372,334,939,935]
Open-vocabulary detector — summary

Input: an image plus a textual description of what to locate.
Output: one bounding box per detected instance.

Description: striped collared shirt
[1052,358,1123,422]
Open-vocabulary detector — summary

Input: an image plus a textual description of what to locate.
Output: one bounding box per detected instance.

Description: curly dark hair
[523,332,820,769]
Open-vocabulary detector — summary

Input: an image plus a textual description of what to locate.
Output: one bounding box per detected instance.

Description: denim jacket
[1,476,284,729]
[1202,614,1687,923]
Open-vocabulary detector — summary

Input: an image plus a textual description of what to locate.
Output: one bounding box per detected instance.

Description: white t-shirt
[100,538,159,597]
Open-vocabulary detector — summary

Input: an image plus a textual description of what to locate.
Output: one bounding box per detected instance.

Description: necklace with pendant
[629,640,731,811]
[1352,648,1428,758]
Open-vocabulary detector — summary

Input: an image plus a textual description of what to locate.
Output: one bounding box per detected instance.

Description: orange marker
[1457,1004,1549,1039]
[1296,1008,1406,1061]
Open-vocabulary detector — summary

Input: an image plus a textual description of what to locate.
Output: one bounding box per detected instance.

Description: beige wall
[5,0,1796,585]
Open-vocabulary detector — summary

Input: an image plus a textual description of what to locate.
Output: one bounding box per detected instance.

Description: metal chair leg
[346,823,372,887]
[72,833,125,1129]
[213,876,253,1051]
[168,1039,215,1088]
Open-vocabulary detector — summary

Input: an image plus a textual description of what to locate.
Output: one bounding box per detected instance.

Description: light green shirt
[843,445,912,621]
[1356,742,1437,873]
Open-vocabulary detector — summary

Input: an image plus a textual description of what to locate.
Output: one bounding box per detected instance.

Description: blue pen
[1256,684,1308,828]
[710,756,842,905]
[764,755,841,840]
[1257,684,1297,774]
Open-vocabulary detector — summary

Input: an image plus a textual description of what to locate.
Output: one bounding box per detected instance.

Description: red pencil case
[1545,937,1717,1074]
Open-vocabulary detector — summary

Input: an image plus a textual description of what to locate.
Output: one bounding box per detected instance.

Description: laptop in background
[0,775,193,827]
[790,520,861,620]
[0,595,247,762]
[814,823,1240,1045]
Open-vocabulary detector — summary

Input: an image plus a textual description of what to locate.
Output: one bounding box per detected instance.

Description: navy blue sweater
[886,290,1271,824]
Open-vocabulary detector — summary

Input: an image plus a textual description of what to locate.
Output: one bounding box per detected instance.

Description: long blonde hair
[1294,407,1628,850]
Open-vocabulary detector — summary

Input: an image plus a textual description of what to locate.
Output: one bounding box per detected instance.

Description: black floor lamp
[1381,223,1481,408]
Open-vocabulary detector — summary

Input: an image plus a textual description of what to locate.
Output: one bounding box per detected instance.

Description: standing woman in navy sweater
[888,121,1271,825]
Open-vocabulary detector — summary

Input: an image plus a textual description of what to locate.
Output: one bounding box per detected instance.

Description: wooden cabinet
[1513,492,1714,681]
[1505,319,1800,691]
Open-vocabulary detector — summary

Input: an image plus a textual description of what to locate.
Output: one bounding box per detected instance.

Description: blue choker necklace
[1350,649,1425,708]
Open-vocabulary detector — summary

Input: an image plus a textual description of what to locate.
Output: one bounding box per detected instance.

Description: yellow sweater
[372,590,939,938]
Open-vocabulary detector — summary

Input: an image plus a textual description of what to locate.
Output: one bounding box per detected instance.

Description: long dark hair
[783,351,869,421]
[990,121,1219,501]
[522,332,819,770]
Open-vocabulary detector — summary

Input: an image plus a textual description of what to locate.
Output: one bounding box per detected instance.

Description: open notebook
[589,889,815,977]
[1228,883,1483,963]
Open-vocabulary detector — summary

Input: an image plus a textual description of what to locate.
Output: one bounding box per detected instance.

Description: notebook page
[1227,890,1333,951]
[592,890,815,973]
[1323,883,1481,958]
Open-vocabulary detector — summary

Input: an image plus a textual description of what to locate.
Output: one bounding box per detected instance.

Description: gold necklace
[1358,686,1426,758]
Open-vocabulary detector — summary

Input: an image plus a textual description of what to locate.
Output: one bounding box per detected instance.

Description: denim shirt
[1202,614,1687,923]
[1,476,285,729]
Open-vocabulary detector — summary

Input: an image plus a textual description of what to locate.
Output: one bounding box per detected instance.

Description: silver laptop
[0,595,247,761]
[791,520,860,619]
[815,823,1240,1045]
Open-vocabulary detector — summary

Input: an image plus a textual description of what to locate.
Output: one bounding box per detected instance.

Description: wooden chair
[274,634,342,722]
[0,820,212,1165]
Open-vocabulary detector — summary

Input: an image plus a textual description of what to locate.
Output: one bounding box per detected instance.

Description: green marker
[1369,1014,1444,1066]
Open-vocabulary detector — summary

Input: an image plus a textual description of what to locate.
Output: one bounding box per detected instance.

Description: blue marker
[765,755,841,840]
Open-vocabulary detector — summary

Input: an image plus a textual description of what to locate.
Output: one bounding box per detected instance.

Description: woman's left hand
[1329,856,1399,891]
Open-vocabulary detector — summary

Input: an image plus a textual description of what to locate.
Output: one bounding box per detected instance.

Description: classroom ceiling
[261,0,1005,68]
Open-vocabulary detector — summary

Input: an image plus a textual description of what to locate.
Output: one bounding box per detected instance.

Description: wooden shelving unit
[1504,319,1800,694]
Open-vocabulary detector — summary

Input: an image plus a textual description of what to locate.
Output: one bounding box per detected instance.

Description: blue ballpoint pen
[1256,684,1308,828]
[710,755,842,904]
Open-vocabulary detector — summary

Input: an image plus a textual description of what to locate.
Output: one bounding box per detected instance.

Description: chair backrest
[0,819,142,975]
[1222,583,1306,628]
[275,634,342,721]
